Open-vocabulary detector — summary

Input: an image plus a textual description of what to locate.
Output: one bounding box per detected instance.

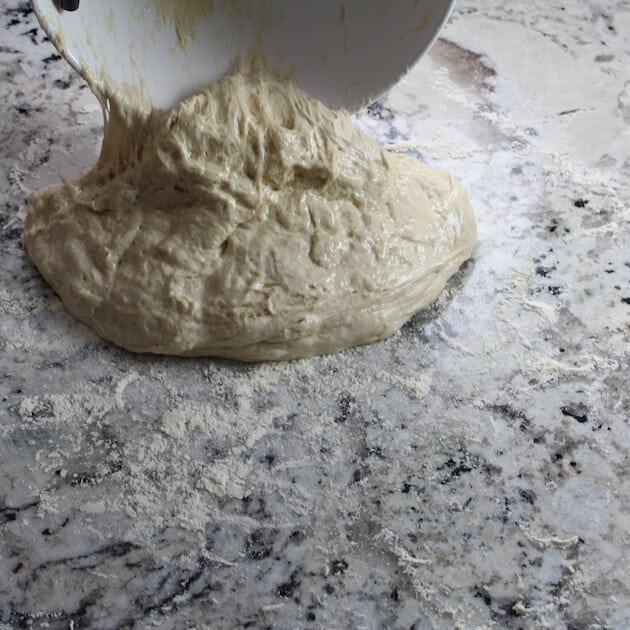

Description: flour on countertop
[1,1,629,627]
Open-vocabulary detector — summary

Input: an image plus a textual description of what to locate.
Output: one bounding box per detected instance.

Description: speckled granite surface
[1,1,629,628]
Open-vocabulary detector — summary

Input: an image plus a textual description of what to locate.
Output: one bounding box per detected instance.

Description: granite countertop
[1,1,629,628]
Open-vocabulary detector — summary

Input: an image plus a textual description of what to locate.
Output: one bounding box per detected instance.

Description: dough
[25,69,476,361]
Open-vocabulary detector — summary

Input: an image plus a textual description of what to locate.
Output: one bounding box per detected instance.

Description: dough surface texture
[25,70,476,360]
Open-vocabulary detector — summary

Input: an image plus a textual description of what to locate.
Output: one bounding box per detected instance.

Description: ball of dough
[25,71,476,360]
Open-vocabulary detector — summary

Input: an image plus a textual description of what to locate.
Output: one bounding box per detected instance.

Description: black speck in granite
[286,529,306,546]
[275,569,302,598]
[20,27,39,44]
[561,404,589,423]
[437,447,503,487]
[4,2,33,19]
[621,297,630,305]
[437,454,473,483]
[4,3,32,32]
[366,101,396,122]
[246,527,278,560]
[42,53,61,64]
[0,500,39,525]
[519,488,537,505]
[241,494,271,519]
[334,393,359,423]
[559,108,581,116]
[473,586,493,607]
[41,517,69,537]
[361,445,385,460]
[365,101,404,141]
[548,286,563,296]
[350,468,364,484]
[1,226,21,241]
[490,404,530,431]
[328,559,348,575]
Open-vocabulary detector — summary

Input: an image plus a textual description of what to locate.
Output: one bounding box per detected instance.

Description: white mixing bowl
[32,0,455,111]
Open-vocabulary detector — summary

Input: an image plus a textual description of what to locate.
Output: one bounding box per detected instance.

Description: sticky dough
[24,69,476,361]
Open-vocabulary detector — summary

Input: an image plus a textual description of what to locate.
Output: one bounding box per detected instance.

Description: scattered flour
[522,528,579,551]
[197,459,251,498]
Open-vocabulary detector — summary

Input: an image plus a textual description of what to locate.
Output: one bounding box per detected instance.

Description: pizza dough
[24,69,476,360]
